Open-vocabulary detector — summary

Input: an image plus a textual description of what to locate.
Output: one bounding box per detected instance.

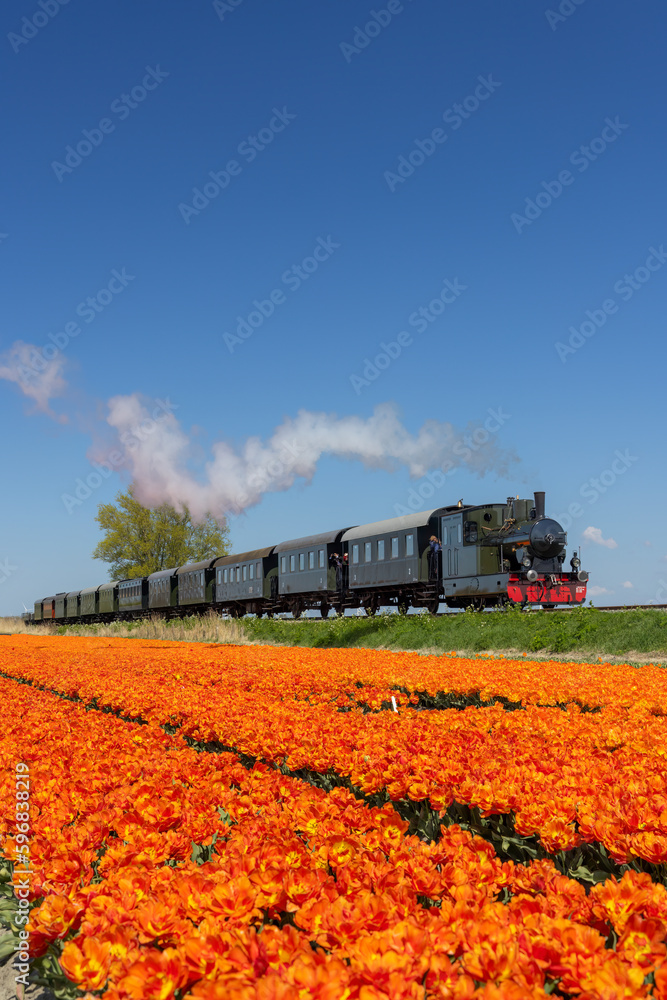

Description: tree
[93,485,230,580]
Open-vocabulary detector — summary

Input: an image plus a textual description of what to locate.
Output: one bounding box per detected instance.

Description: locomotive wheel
[363,596,379,617]
[230,606,241,619]
[397,599,409,616]
[320,601,330,618]
[427,596,440,615]
[291,599,303,619]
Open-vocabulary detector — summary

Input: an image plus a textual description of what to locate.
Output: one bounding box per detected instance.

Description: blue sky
[2,0,666,613]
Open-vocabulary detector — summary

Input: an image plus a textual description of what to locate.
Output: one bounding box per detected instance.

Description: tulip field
[3,636,667,999]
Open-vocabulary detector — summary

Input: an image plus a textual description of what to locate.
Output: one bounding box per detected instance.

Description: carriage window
[365,542,372,562]
[442,527,447,545]
[405,534,414,556]
[309,551,315,570]
[352,544,359,564]
[377,540,385,560]
[299,553,305,571]
[464,521,478,543]
[256,562,260,578]
[319,549,325,568]
[391,537,399,558]
[223,569,228,583]
[249,563,254,580]
[243,565,247,581]
[290,555,295,572]
[281,557,287,574]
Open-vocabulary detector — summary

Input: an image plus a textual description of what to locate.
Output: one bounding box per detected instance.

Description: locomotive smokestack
[534,491,545,521]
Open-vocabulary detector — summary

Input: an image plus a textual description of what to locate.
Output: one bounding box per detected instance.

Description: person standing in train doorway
[428,535,441,581]
[330,552,343,593]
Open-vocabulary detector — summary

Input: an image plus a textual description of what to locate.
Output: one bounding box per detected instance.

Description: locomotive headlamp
[577,570,589,583]
[521,557,531,568]
[571,556,581,569]
[526,569,538,583]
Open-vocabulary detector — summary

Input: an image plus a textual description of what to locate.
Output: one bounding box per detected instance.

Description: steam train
[30,492,588,623]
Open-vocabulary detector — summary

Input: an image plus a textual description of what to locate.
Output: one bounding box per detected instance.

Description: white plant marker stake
[391,696,398,713]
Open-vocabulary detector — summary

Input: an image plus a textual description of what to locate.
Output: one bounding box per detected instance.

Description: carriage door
[442,515,461,578]
[442,514,477,578]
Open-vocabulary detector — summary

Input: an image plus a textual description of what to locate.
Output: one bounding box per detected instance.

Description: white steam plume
[0,340,68,422]
[103,394,517,522]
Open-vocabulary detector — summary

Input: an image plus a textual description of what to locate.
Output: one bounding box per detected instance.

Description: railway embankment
[241,605,667,660]
[4,605,667,661]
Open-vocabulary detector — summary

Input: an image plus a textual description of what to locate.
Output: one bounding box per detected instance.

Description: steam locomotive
[31,491,588,623]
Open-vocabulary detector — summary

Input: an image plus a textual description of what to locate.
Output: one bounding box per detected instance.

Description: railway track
[593,604,667,612]
[431,604,667,615]
[17,604,667,628]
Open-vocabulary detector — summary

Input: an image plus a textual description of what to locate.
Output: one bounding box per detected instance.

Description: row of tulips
[2,663,667,999]
[2,637,667,866]
[5,635,667,714]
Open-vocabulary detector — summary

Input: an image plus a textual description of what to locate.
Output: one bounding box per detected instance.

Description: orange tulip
[60,936,112,991]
